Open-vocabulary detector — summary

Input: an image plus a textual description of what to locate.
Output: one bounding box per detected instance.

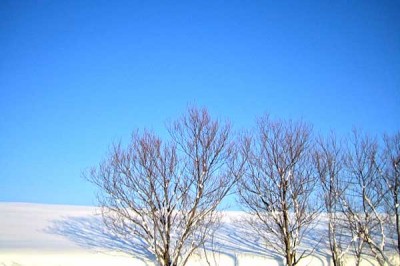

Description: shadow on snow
[45,214,155,262]
[45,214,328,265]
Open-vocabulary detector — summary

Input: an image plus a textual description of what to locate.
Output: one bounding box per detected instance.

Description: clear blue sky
[0,0,399,206]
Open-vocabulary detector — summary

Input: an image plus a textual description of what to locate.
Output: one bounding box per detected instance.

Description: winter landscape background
[1,1,399,265]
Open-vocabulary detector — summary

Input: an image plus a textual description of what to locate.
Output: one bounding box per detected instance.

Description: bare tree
[341,130,390,266]
[237,115,319,266]
[382,132,400,256]
[85,107,244,266]
[313,134,350,266]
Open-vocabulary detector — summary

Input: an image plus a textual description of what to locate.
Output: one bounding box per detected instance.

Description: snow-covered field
[0,202,398,266]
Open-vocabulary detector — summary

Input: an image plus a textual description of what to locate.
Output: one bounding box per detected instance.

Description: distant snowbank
[0,202,398,266]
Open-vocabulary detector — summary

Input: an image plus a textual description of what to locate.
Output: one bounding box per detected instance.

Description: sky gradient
[0,0,399,206]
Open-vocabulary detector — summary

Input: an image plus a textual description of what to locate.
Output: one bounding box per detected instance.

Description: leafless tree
[85,107,244,266]
[341,130,391,266]
[313,133,350,266]
[382,132,400,256]
[237,115,319,266]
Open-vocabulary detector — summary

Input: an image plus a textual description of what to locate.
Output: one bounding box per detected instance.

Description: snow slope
[0,202,397,266]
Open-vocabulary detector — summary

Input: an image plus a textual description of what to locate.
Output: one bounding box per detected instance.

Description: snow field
[0,203,398,266]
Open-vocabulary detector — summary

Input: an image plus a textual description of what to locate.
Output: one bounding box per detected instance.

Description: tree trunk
[395,188,400,256]
[283,204,292,266]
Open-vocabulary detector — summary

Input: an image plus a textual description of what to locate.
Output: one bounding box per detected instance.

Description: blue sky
[0,0,399,206]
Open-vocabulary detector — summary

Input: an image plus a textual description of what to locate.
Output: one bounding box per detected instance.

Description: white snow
[0,202,398,266]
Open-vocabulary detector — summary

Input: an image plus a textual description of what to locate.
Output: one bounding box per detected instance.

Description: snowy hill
[0,202,397,266]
